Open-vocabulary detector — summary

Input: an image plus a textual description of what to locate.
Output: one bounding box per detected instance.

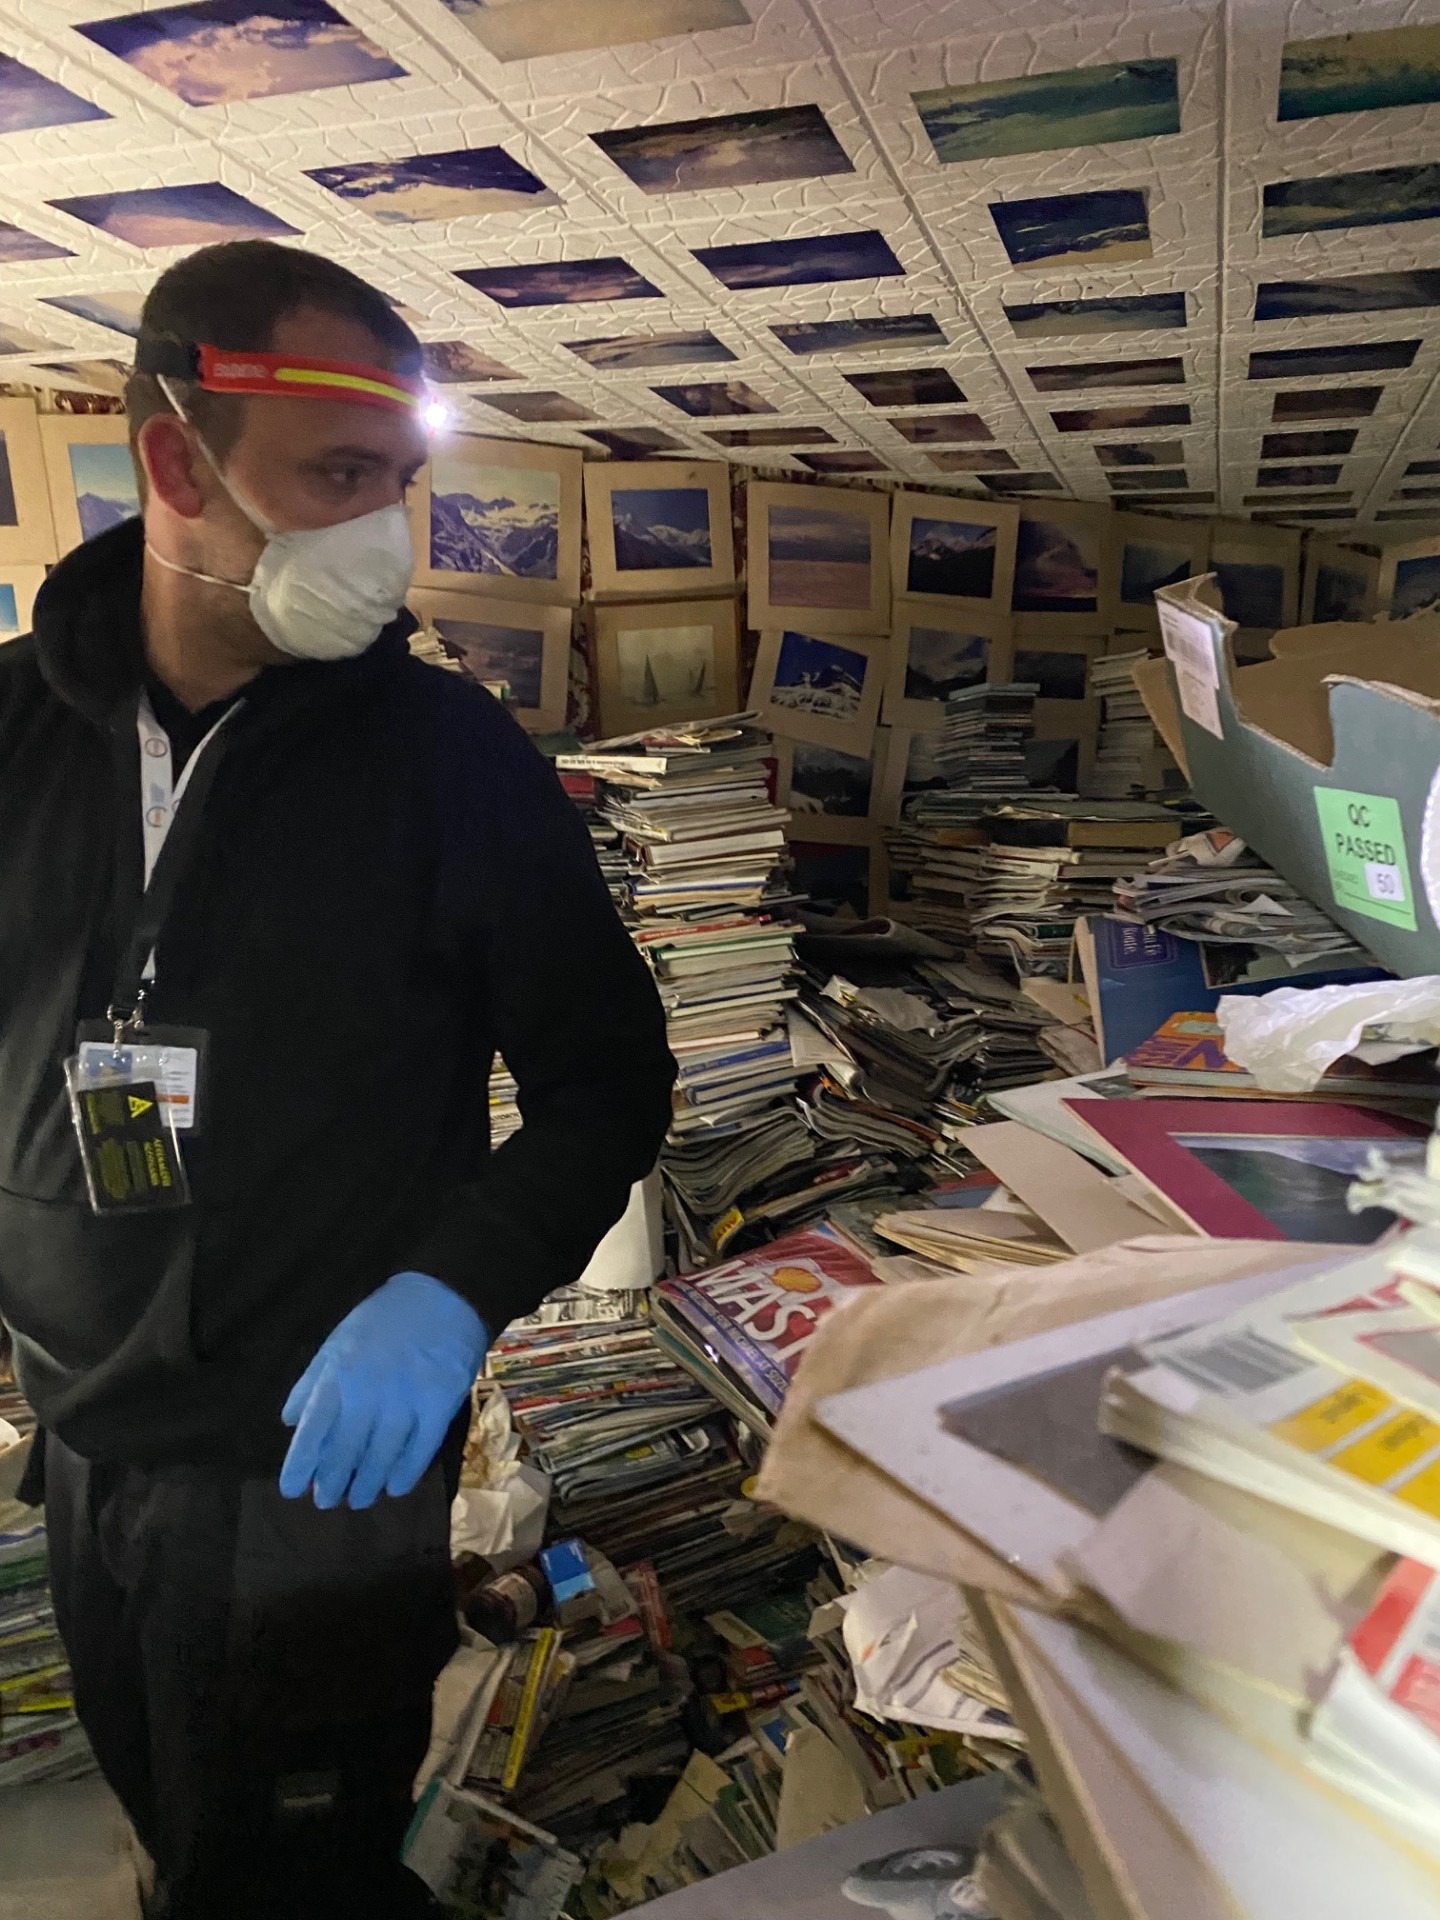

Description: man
[0,240,675,1917]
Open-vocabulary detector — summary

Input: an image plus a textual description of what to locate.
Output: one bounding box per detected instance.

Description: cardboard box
[1135,576,1440,976]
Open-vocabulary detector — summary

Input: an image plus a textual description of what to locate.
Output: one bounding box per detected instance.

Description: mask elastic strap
[144,542,251,598]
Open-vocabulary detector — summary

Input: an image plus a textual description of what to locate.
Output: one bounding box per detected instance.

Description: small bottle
[463,1563,550,1643]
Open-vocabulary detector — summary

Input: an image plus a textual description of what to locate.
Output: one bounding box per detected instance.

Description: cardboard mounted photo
[1139,573,1440,975]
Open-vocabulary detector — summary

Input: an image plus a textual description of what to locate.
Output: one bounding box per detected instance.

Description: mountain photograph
[609,485,713,571]
[429,453,561,580]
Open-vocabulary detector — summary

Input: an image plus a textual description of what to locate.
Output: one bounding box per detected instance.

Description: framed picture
[1376,535,1440,622]
[1064,1097,1424,1241]
[889,492,1018,616]
[1301,537,1379,624]
[406,587,570,732]
[38,414,137,557]
[773,737,877,844]
[0,563,46,642]
[786,837,886,918]
[884,608,1014,728]
[746,481,890,637]
[1106,510,1210,634]
[410,433,583,606]
[1207,519,1300,639]
[582,458,735,600]
[750,626,886,754]
[871,722,951,827]
[0,401,56,566]
[1010,498,1116,638]
[591,596,741,737]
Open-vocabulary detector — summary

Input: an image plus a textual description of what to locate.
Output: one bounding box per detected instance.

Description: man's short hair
[126,239,423,458]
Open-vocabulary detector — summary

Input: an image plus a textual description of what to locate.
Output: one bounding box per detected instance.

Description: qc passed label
[1313,786,1418,932]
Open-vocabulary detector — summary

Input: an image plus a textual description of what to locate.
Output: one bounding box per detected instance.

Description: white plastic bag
[1218,977,1440,1092]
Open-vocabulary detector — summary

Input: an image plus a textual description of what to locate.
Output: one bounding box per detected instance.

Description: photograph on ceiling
[564,329,735,370]
[983,473,1062,493]
[914,55,1179,164]
[1262,162,1440,238]
[710,426,834,447]
[751,625,884,753]
[68,442,141,540]
[890,412,991,445]
[484,391,594,423]
[693,230,904,291]
[0,52,106,133]
[927,449,1017,473]
[49,182,299,247]
[1254,269,1440,320]
[1261,429,1355,460]
[771,314,946,356]
[409,590,569,730]
[40,359,129,392]
[1098,440,1186,467]
[593,597,739,736]
[769,505,872,610]
[0,221,73,265]
[1003,291,1187,339]
[305,146,555,221]
[1401,486,1440,500]
[76,0,405,107]
[0,322,49,356]
[1051,402,1190,433]
[654,380,776,416]
[990,187,1151,268]
[844,367,964,408]
[1253,464,1342,489]
[586,427,684,456]
[436,0,750,65]
[455,257,660,307]
[1278,23,1440,121]
[1109,468,1186,492]
[1407,461,1440,476]
[798,452,885,474]
[592,104,853,194]
[1248,340,1417,379]
[421,342,520,384]
[1272,386,1381,421]
[1027,356,1184,394]
[1012,512,1102,617]
[1014,647,1087,700]
[785,740,874,818]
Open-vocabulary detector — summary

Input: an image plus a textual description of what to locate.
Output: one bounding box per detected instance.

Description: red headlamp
[135,338,425,416]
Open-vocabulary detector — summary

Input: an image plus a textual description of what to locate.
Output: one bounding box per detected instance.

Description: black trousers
[44,1431,461,1920]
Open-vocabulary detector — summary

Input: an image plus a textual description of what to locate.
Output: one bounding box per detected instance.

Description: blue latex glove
[280,1272,490,1511]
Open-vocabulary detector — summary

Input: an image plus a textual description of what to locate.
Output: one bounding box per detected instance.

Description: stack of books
[1087,649,1177,800]
[934,682,1040,790]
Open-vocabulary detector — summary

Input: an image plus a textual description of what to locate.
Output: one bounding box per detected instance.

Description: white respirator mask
[147,375,414,663]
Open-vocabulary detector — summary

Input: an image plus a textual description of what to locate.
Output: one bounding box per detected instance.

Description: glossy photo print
[1109,467,1187,491]
[1278,23,1440,120]
[0,52,108,132]
[76,0,404,105]
[1004,291,1186,339]
[709,425,834,447]
[768,504,871,610]
[592,104,852,193]
[771,315,946,356]
[927,449,1017,472]
[610,487,712,571]
[455,257,660,307]
[306,146,555,221]
[1051,402,1190,433]
[787,741,874,818]
[653,380,776,416]
[1121,536,1198,605]
[1248,340,1417,379]
[437,0,749,64]
[693,230,904,291]
[40,289,145,338]
[915,56,1179,163]
[1028,356,1183,394]
[890,412,992,444]
[0,221,73,266]
[905,514,999,600]
[1097,440,1186,467]
[1254,270,1440,320]
[904,625,989,703]
[615,622,715,706]
[844,367,965,408]
[1272,386,1381,421]
[771,633,867,721]
[593,597,739,735]
[1262,163,1440,237]
[47,182,298,247]
[438,614,544,706]
[428,454,557,580]
[1012,514,1101,616]
[750,482,888,635]
[798,451,886,474]
[564,329,735,371]
[990,188,1151,268]
[68,441,140,540]
[752,626,885,754]
[1260,429,1356,460]
[585,427,684,457]
[421,341,521,383]
[0,433,15,528]
[483,391,593,423]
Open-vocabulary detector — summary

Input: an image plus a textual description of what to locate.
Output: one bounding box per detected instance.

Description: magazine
[403,1781,582,1920]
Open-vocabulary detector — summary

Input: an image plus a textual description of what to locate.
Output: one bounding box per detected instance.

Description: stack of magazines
[1087,649,1177,800]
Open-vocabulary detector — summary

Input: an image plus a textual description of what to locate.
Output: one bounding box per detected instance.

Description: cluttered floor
[8,584,1440,1914]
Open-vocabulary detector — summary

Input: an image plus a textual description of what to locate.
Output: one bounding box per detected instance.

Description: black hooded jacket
[0,520,675,1467]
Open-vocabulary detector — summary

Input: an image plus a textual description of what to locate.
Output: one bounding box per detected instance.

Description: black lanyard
[107,699,236,1035]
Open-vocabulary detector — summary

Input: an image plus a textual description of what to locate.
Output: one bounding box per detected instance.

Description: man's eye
[325,464,365,487]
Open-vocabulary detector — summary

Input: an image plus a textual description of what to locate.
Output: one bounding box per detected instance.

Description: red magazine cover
[655,1226,881,1417]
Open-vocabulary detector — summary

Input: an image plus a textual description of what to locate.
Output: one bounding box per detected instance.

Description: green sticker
[1313,786,1418,932]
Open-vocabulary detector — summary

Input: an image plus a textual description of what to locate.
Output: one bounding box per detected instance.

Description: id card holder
[65,1053,191,1215]
[74,1021,208,1135]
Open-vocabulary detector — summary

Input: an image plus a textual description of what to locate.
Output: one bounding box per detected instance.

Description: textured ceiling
[3,0,1440,531]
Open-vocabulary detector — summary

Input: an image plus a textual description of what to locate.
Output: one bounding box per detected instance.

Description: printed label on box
[1313,786,1419,932]
[1157,601,1224,739]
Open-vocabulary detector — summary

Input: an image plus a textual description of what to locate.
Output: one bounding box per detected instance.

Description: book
[652,1227,881,1425]
[1126,1010,1440,1101]
[403,1781,582,1920]
[1072,914,1215,1065]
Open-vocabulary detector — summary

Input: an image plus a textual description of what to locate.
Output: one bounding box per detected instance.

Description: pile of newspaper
[1113,824,1362,964]
[0,1378,93,1790]
[1087,649,1177,800]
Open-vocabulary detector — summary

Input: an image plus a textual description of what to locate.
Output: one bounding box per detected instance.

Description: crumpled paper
[1218,977,1440,1092]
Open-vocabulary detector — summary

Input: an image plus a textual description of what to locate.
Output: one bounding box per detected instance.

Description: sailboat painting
[616,623,716,707]
[594,597,741,736]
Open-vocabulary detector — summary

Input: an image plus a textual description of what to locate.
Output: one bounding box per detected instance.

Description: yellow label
[1269,1378,1394,1455]
[1394,1454,1440,1518]
[710,1207,744,1251]
[1330,1409,1440,1485]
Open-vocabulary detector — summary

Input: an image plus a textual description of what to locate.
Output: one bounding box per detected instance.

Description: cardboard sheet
[959,1122,1166,1253]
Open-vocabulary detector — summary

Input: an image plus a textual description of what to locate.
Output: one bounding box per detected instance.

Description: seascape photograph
[771,315,946,355]
[609,486,713,571]
[456,257,660,307]
[890,412,991,444]
[0,221,73,266]
[1254,270,1440,320]
[1278,23,1440,120]
[989,187,1151,268]
[1248,340,1417,379]
[421,340,521,383]
[0,52,107,133]
[768,503,872,610]
[1097,439,1186,466]
[1262,163,1440,238]
[428,449,560,580]
[585,428,684,458]
[927,449,1017,472]
[1051,402,1190,432]
[306,146,555,221]
[1004,291,1186,339]
[1260,429,1355,460]
[710,426,835,448]
[797,452,885,474]
[906,516,998,599]
[438,0,749,65]
[1253,464,1342,489]
[844,367,965,408]
[654,380,776,416]
[564,330,735,371]
[1028,356,1184,394]
[40,290,147,338]
[593,104,852,194]
[1011,517,1100,614]
[1272,386,1381,421]
[48,182,298,248]
[693,230,904,291]
[483,391,594,423]
[914,56,1179,163]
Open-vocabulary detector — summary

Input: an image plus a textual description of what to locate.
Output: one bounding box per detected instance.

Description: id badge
[74,1022,208,1134]
[65,1054,190,1215]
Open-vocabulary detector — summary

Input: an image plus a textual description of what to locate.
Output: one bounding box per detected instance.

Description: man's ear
[136,413,208,520]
